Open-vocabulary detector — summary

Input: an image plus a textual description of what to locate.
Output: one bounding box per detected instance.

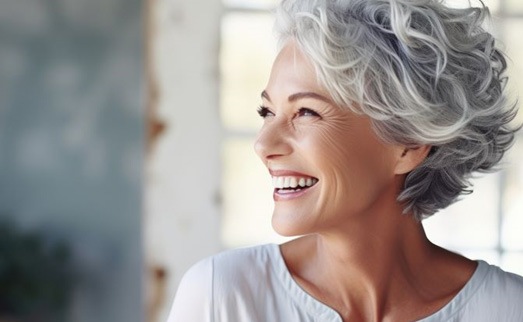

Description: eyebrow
[261,90,332,104]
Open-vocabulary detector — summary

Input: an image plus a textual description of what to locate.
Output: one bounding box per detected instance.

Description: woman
[168,0,523,321]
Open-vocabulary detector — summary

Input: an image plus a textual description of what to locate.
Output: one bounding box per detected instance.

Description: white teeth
[298,178,305,187]
[271,176,318,189]
[273,177,283,189]
[306,178,312,186]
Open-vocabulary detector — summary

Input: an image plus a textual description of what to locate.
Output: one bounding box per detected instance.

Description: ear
[394,145,432,175]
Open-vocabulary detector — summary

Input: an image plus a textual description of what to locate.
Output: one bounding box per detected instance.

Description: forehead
[266,40,326,97]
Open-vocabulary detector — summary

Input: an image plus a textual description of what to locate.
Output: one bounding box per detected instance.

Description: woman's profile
[168,0,523,321]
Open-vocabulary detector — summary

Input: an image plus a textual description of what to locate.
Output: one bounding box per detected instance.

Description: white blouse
[167,244,523,322]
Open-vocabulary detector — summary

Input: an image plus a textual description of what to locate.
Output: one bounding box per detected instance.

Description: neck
[282,207,467,321]
[318,207,432,277]
[323,214,432,291]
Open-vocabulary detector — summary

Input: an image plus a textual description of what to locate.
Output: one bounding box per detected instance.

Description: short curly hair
[274,0,519,220]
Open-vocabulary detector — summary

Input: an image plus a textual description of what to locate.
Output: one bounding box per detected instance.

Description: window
[220,0,523,275]
[220,10,280,247]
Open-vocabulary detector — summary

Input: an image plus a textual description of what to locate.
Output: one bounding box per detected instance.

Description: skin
[254,40,477,322]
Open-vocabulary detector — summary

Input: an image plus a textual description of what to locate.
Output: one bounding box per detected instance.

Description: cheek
[303,121,396,195]
[305,120,362,174]
[316,125,354,177]
[302,122,360,201]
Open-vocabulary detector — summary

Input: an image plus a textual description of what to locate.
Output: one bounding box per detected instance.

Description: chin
[271,211,312,237]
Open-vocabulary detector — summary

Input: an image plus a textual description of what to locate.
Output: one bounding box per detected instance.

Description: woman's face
[254,40,404,237]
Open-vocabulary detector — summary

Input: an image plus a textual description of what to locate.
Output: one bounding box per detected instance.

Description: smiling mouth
[272,176,318,194]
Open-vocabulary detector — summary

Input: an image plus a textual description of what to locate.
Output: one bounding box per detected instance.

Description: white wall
[146,0,223,320]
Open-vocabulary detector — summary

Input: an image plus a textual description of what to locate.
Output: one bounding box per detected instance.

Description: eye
[257,106,274,118]
[297,107,320,118]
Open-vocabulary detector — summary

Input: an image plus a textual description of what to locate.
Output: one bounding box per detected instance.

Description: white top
[167,244,523,322]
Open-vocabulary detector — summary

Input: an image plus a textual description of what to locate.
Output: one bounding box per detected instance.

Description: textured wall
[146,0,223,320]
[0,0,144,321]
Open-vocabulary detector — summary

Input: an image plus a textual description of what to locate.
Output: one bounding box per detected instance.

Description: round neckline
[266,243,489,322]
[268,243,343,321]
[417,259,489,321]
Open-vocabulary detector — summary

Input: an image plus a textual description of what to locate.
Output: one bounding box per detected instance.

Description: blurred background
[0,0,522,321]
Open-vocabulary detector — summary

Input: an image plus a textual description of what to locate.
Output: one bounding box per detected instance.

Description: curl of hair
[275,0,519,220]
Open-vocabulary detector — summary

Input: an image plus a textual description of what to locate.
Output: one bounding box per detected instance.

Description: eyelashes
[257,106,273,118]
[257,106,321,119]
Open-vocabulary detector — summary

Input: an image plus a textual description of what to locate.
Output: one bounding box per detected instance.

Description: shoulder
[423,261,523,322]
[210,243,281,294]
[166,244,281,322]
[166,257,214,322]
[179,243,277,286]
[462,261,523,321]
[479,262,523,298]
[212,243,277,273]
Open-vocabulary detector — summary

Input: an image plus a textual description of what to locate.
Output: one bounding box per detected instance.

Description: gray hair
[274,0,519,220]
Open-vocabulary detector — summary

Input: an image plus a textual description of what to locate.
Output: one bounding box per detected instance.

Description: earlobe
[394,145,432,175]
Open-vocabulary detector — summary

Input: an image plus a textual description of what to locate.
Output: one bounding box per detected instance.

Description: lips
[272,176,318,190]
[269,170,319,198]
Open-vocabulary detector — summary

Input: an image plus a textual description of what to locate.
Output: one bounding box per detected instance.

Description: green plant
[0,218,73,322]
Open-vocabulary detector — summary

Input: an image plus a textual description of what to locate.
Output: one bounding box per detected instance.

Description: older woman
[168,0,523,321]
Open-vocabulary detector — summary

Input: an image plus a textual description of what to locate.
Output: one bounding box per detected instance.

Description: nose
[254,120,293,162]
